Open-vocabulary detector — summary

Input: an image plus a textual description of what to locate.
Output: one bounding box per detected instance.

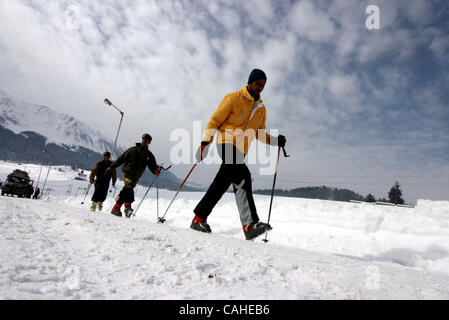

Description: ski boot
[90,202,97,212]
[190,215,212,233]
[124,207,134,218]
[124,202,134,218]
[243,222,272,241]
[97,202,103,211]
[110,203,122,217]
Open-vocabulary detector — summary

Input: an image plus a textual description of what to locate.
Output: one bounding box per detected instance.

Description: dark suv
[1,169,34,198]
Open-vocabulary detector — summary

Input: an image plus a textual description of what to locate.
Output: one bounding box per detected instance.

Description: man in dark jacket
[107,133,161,218]
[89,151,117,212]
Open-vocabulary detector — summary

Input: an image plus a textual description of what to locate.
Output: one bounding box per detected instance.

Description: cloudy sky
[1,0,448,203]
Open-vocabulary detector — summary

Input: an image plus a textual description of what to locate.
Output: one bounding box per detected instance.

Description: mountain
[0,89,117,153]
[0,89,200,191]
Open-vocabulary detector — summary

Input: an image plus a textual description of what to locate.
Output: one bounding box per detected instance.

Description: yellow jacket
[203,87,273,154]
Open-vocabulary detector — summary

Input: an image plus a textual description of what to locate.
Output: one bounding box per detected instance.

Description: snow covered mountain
[0,89,201,191]
[0,88,115,154]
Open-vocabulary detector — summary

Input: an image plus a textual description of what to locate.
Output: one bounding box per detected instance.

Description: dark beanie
[142,133,152,141]
[247,69,267,84]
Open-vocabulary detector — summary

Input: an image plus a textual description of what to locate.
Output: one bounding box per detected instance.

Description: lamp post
[104,98,124,160]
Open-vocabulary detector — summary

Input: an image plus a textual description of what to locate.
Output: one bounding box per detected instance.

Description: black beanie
[247,69,267,84]
[142,133,152,141]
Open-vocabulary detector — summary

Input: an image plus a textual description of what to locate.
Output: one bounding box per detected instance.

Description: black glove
[195,141,210,162]
[277,135,286,148]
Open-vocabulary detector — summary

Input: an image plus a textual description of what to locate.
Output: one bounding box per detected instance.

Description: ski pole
[132,176,157,217]
[156,174,160,222]
[159,161,198,223]
[263,147,289,243]
[133,165,172,217]
[81,182,93,204]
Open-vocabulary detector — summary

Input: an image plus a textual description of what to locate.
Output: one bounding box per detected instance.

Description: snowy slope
[1,161,449,299]
[0,89,115,153]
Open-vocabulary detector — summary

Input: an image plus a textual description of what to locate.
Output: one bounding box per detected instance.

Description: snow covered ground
[1,161,449,299]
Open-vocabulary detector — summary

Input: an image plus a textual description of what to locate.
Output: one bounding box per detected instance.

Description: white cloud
[241,0,275,29]
[328,73,362,112]
[429,33,449,63]
[0,0,448,203]
[288,0,336,42]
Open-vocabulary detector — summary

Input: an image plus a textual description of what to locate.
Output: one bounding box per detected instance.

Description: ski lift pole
[159,161,198,223]
[263,147,290,243]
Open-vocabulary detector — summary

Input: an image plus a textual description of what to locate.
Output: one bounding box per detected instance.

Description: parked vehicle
[1,169,34,198]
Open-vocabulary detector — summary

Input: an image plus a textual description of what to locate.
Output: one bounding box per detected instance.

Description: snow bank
[54,189,449,276]
[1,197,449,299]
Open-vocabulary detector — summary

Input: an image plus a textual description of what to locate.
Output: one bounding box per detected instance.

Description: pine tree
[366,193,376,202]
[388,181,405,205]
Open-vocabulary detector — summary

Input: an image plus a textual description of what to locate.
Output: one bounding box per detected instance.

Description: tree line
[254,181,406,204]
[366,181,405,204]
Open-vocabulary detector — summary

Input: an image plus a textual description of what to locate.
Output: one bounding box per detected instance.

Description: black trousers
[91,181,110,202]
[194,144,259,226]
[116,174,138,205]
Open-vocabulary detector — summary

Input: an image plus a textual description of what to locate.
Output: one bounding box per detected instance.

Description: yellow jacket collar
[241,86,262,103]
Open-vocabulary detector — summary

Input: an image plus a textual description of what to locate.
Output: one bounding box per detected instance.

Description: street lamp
[104,98,124,160]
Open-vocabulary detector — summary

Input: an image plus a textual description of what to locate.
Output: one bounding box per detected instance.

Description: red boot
[111,203,122,217]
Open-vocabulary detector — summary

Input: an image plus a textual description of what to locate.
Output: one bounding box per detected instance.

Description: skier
[191,68,286,240]
[32,187,40,199]
[89,151,117,212]
[106,133,161,218]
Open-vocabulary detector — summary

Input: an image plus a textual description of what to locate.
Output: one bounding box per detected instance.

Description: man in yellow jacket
[192,69,286,241]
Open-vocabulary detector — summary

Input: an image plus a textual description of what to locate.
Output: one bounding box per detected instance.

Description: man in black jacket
[89,151,117,212]
[107,133,161,217]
